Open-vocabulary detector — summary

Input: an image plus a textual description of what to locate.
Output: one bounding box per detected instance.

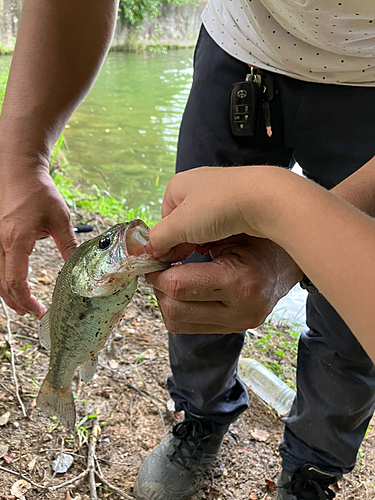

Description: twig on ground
[99,361,166,402]
[48,413,132,499]
[10,318,38,333]
[123,355,167,372]
[0,465,45,488]
[0,298,27,417]
[87,415,101,500]
[129,394,134,434]
[94,472,134,500]
[49,470,88,492]
[40,437,65,496]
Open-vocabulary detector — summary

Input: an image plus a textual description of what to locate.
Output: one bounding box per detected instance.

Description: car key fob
[230,73,262,137]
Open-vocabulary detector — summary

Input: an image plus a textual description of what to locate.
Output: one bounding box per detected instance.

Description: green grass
[50,131,157,226]
[242,318,303,391]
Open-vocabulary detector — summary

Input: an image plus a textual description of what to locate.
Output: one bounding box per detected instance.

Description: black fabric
[168,25,375,473]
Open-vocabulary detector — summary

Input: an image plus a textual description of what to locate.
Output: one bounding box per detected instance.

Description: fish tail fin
[37,373,76,430]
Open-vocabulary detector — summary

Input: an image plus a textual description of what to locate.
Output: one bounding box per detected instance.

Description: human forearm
[243,169,375,360]
[0,0,118,158]
[331,156,375,216]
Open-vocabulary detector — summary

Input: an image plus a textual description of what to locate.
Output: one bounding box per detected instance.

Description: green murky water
[64,50,193,217]
[0,49,194,217]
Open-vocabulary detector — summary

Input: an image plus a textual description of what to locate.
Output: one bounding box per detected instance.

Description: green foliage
[53,170,156,227]
[0,44,12,55]
[0,70,9,113]
[119,0,196,25]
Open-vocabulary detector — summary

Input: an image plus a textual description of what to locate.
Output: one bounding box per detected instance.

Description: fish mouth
[122,219,169,272]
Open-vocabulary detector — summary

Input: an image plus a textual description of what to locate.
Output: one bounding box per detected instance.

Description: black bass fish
[37,220,168,428]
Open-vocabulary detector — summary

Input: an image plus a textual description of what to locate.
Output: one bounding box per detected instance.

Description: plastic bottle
[238,357,296,416]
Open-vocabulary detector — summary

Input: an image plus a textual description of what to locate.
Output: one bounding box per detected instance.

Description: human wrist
[236,166,294,240]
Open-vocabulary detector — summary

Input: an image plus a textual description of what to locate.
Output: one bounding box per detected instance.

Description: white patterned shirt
[202,0,375,85]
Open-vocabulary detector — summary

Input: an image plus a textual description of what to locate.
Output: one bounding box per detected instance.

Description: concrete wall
[113,1,206,48]
[0,1,206,52]
[0,0,22,51]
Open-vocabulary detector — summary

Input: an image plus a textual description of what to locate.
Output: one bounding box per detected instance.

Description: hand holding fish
[0,154,78,319]
[146,167,302,334]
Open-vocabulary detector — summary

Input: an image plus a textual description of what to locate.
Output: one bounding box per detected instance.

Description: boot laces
[280,468,336,500]
[167,415,212,471]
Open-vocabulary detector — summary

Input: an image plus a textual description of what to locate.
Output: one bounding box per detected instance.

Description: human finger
[166,321,236,335]
[146,261,240,303]
[51,223,78,262]
[4,245,46,319]
[153,289,233,325]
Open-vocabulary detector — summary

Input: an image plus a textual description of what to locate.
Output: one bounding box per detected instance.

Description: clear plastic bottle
[238,357,296,416]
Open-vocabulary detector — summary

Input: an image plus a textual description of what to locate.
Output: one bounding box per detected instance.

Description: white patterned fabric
[202,0,375,85]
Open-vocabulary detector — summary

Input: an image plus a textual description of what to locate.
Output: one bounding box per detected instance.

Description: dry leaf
[108,359,119,369]
[251,428,269,442]
[10,479,31,500]
[36,274,53,285]
[4,452,14,464]
[265,479,276,492]
[250,493,258,500]
[28,456,37,472]
[30,398,37,410]
[0,411,10,426]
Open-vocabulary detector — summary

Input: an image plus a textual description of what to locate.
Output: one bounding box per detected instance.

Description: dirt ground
[0,217,374,500]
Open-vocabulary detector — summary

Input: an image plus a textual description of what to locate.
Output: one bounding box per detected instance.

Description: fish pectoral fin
[79,355,98,384]
[38,309,52,350]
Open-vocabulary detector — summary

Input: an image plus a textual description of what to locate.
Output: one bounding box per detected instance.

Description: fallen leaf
[4,452,14,464]
[251,428,269,442]
[0,443,9,458]
[30,398,37,410]
[10,479,31,500]
[265,479,276,492]
[166,398,175,413]
[28,456,37,472]
[0,411,10,426]
[108,359,118,369]
[36,274,53,285]
[250,493,258,500]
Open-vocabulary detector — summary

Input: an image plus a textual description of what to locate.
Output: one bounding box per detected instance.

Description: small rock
[102,437,110,444]
[250,428,269,442]
[0,411,10,426]
[114,333,123,341]
[50,453,74,474]
[269,459,276,467]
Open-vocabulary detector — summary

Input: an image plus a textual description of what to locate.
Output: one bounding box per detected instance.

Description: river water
[64,50,194,217]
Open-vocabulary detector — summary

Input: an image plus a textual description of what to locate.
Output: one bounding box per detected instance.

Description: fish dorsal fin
[39,309,51,350]
[79,355,98,384]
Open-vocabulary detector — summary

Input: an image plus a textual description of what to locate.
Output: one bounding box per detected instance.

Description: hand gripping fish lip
[71,220,169,298]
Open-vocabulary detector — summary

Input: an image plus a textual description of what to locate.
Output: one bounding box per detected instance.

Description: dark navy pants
[168,26,375,475]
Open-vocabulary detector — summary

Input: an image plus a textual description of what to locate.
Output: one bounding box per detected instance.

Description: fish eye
[98,236,111,250]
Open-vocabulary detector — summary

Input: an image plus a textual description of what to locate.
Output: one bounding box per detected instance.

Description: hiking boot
[276,464,338,499]
[133,413,226,500]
